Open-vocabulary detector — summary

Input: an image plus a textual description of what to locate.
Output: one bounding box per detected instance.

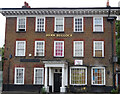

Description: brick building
[0,3,119,93]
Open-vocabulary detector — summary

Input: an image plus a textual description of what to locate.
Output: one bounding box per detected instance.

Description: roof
[0,7,120,16]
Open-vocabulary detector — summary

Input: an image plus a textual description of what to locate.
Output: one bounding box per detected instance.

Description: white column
[49,67,52,85]
[44,67,49,92]
[60,67,66,92]
[65,66,68,86]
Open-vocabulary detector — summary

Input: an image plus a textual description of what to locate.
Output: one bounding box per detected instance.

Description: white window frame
[15,41,26,56]
[34,41,45,56]
[54,17,64,32]
[54,41,64,57]
[14,67,25,85]
[34,68,44,85]
[17,17,26,31]
[35,17,45,32]
[74,17,83,32]
[93,41,104,57]
[73,41,84,57]
[93,17,103,32]
[70,66,87,85]
[91,67,105,85]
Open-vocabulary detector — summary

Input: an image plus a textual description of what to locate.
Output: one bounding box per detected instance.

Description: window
[73,41,84,57]
[91,67,105,85]
[55,18,64,32]
[93,41,104,57]
[36,17,45,32]
[34,68,44,85]
[74,17,83,32]
[70,67,87,85]
[54,41,64,57]
[16,41,26,56]
[14,67,25,84]
[35,41,45,56]
[17,17,26,32]
[93,17,103,32]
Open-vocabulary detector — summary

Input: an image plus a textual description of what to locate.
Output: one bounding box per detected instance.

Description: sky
[0,0,120,47]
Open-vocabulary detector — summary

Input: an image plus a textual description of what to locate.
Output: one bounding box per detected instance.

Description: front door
[54,73,62,92]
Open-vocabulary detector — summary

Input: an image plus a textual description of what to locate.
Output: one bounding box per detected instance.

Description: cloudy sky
[0,0,120,47]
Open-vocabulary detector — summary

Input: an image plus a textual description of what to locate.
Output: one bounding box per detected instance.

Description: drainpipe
[107,14,116,89]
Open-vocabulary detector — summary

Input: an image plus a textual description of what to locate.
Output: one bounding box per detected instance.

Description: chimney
[22,1,31,8]
[106,0,110,7]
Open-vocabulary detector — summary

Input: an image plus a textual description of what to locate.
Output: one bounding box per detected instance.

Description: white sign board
[74,60,83,65]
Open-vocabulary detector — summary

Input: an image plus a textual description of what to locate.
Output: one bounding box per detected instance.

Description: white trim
[73,41,84,57]
[15,41,26,56]
[93,41,104,57]
[54,17,64,32]
[91,67,105,85]
[74,17,83,32]
[70,66,87,85]
[34,68,44,85]
[35,17,45,32]
[17,17,26,31]
[14,67,25,85]
[93,17,103,32]
[34,41,45,56]
[54,41,64,57]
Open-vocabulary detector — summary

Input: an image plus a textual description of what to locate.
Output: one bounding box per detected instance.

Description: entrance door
[54,73,62,92]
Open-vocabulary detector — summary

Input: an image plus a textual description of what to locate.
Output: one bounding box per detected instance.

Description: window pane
[54,41,64,57]
[94,41,104,57]
[55,18,64,31]
[71,67,86,85]
[92,68,105,85]
[37,18,45,32]
[34,68,44,84]
[16,41,25,56]
[15,68,24,84]
[94,17,103,31]
[35,41,44,56]
[18,18,26,31]
[74,18,83,32]
[74,41,83,57]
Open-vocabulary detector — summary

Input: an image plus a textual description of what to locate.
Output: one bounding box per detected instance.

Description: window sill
[73,56,84,58]
[15,56,26,58]
[54,31,64,33]
[91,85,105,86]
[93,57,104,58]
[73,31,84,33]
[16,31,26,33]
[70,84,87,86]
[34,56,45,58]
[35,31,45,33]
[53,56,64,58]
[93,31,104,33]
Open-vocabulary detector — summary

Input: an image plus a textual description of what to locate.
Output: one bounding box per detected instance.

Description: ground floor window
[34,68,44,85]
[91,67,105,85]
[14,67,25,84]
[70,67,87,85]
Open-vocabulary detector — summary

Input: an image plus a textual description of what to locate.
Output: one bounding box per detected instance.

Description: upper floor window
[15,41,26,56]
[36,17,45,32]
[93,17,103,32]
[34,68,44,85]
[14,67,25,85]
[17,17,26,32]
[91,67,105,85]
[54,18,64,32]
[93,41,104,57]
[70,67,87,85]
[73,41,84,57]
[74,17,83,32]
[35,41,45,56]
[54,41,64,57]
